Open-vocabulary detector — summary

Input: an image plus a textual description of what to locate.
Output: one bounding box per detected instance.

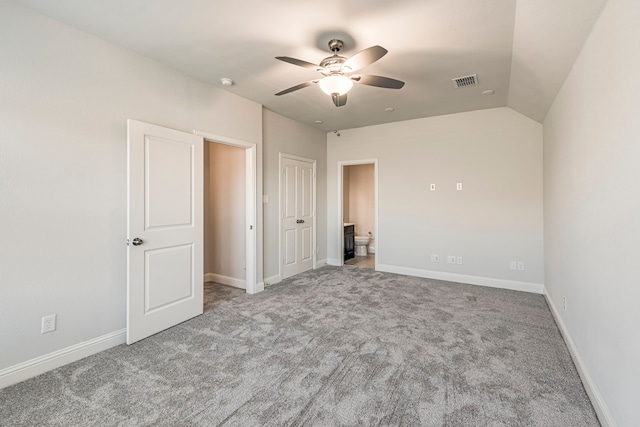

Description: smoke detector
[220,78,234,87]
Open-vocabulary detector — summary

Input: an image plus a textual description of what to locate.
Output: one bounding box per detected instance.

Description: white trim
[377,263,544,294]
[327,258,342,266]
[338,159,379,270]
[195,130,259,294]
[264,274,282,287]
[279,153,318,280]
[315,259,327,268]
[248,282,264,294]
[0,329,126,389]
[204,273,246,289]
[544,289,615,427]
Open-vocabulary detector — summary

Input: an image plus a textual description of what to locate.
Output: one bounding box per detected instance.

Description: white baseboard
[376,264,544,294]
[327,258,342,266]
[0,329,126,389]
[314,259,327,268]
[264,274,282,287]
[204,272,246,289]
[543,289,615,427]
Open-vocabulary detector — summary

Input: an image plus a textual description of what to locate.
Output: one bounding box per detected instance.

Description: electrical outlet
[41,314,56,334]
[456,182,463,191]
[509,261,517,271]
[431,254,439,262]
[456,256,463,265]
[430,184,436,191]
[447,256,456,264]
[517,261,525,271]
[563,297,567,311]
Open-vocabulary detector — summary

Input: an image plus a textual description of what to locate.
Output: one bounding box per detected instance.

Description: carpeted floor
[0,266,599,426]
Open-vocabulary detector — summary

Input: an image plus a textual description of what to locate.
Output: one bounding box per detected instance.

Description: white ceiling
[12,0,607,131]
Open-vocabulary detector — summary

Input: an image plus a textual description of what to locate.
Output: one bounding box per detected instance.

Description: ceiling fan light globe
[318,75,353,96]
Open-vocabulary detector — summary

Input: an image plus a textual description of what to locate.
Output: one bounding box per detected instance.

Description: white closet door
[281,157,314,279]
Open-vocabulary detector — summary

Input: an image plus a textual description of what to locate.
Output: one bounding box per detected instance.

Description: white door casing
[338,159,379,270]
[127,120,204,344]
[281,155,315,279]
[194,130,259,294]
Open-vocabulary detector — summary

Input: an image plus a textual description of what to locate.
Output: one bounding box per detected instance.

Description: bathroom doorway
[340,160,377,270]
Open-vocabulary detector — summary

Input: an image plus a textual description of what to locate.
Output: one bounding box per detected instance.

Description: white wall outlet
[41,314,56,334]
[447,256,456,264]
[456,182,463,191]
[510,261,517,271]
[430,184,436,191]
[563,297,567,311]
[431,254,439,262]
[456,256,463,265]
[517,261,525,271]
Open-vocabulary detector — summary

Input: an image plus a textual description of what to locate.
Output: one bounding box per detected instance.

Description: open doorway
[196,131,258,313]
[203,141,246,310]
[339,160,378,270]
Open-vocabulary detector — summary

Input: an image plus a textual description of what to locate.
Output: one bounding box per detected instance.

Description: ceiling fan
[275,39,405,107]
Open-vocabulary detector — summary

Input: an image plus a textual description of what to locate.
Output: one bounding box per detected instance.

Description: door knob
[132,237,144,246]
[296,220,305,224]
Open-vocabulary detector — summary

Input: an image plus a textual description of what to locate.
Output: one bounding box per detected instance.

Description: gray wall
[327,108,544,291]
[0,1,262,371]
[543,0,640,424]
[262,109,327,282]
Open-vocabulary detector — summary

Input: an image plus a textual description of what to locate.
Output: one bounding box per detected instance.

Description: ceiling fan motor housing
[328,39,344,53]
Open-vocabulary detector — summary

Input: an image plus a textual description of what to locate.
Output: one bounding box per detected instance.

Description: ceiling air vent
[452,74,478,88]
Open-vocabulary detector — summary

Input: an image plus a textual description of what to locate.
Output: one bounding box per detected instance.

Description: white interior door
[127,120,203,344]
[282,157,314,279]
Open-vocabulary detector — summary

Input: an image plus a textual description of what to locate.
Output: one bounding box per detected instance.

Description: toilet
[354,235,370,256]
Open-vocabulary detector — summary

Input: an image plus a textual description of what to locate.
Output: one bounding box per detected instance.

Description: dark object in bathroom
[344,225,355,261]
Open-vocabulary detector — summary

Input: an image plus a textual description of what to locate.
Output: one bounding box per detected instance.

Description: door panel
[145,136,193,229]
[145,244,193,312]
[127,120,203,345]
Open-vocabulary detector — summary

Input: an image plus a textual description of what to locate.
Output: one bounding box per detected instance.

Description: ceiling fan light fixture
[318,75,353,96]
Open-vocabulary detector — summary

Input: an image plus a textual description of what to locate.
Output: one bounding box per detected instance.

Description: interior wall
[262,109,327,282]
[0,1,262,372]
[205,143,246,282]
[543,0,640,424]
[346,164,375,239]
[342,167,350,222]
[327,107,544,288]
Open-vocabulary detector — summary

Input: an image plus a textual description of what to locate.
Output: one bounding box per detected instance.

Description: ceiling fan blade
[275,56,324,72]
[341,46,387,72]
[331,93,347,107]
[352,74,405,89]
[275,80,319,96]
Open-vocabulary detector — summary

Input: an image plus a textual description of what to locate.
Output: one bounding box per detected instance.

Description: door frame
[279,153,318,280]
[338,159,378,270]
[195,130,258,294]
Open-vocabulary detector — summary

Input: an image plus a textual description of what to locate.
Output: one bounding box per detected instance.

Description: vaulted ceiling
[12,0,607,131]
